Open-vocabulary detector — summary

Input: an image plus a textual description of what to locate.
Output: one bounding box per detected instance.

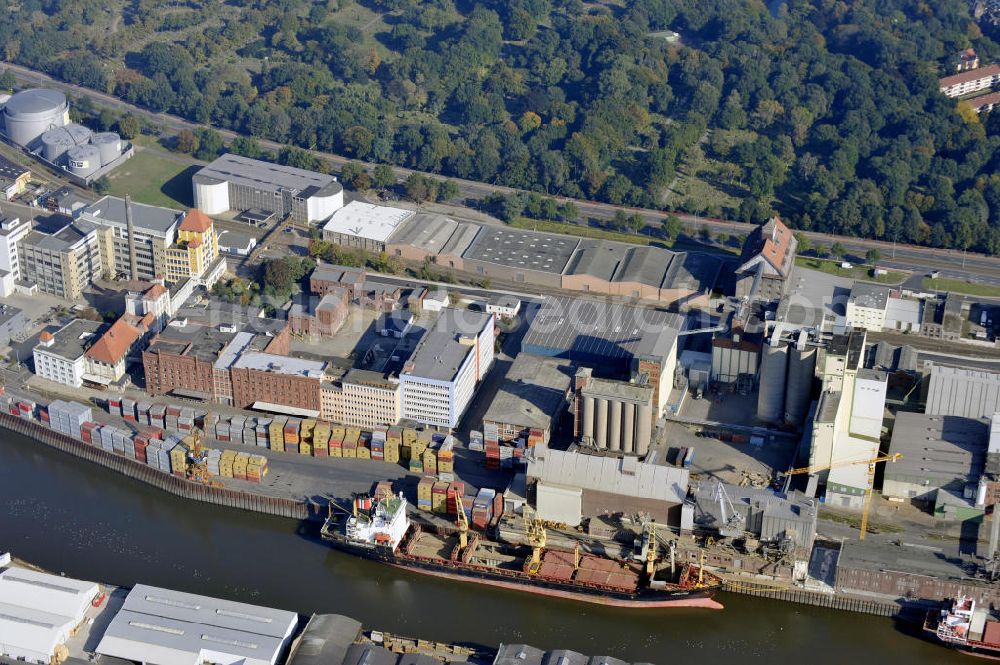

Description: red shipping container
[166,405,182,417]
[492,493,505,521]
[38,408,49,422]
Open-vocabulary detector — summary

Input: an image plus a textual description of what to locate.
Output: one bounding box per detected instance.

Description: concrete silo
[2,89,69,147]
[757,338,788,423]
[784,331,817,426]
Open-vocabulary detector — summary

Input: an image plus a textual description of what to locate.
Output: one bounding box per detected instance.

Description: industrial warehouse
[0,88,133,184]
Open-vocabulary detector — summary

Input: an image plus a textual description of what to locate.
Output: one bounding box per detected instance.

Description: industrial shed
[525,447,689,528]
[924,363,1000,419]
[0,567,99,663]
[884,412,988,502]
[96,584,298,665]
[689,483,818,550]
[285,614,362,665]
[482,353,574,446]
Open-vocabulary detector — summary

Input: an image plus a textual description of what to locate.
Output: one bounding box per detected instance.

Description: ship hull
[325,533,723,609]
[924,613,1000,659]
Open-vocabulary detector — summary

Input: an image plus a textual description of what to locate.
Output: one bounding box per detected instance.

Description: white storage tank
[41,123,92,162]
[91,131,122,165]
[67,144,101,178]
[2,88,69,147]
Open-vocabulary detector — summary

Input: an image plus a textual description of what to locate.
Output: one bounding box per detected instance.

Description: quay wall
[0,412,322,521]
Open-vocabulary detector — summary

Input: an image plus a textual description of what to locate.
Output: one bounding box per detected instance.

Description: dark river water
[0,431,958,664]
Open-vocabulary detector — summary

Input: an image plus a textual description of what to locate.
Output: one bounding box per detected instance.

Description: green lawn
[106,150,198,209]
[923,277,1000,298]
[796,256,906,284]
[510,217,665,246]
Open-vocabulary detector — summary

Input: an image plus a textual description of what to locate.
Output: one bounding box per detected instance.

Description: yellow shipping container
[329,442,342,458]
[342,444,357,459]
[431,481,449,513]
[422,448,438,475]
[300,442,312,456]
[417,476,435,500]
[384,440,400,464]
[438,459,454,474]
[403,428,417,444]
[357,444,371,460]
[411,440,428,458]
[300,419,316,443]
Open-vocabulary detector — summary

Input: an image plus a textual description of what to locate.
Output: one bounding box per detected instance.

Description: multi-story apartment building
[400,308,495,428]
[164,209,220,283]
[19,219,103,299]
[79,196,182,282]
[32,319,105,388]
[0,215,30,296]
[193,153,344,225]
[320,369,401,427]
[939,64,1000,98]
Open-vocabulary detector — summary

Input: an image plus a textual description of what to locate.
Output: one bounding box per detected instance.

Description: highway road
[6,60,1000,284]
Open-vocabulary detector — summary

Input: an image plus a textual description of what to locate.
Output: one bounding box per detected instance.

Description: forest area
[3,0,1000,252]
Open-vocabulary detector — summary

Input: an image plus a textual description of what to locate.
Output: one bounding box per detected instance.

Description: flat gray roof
[81,195,183,235]
[286,614,362,665]
[850,281,891,310]
[0,152,29,181]
[581,376,653,403]
[526,447,689,504]
[925,363,1000,418]
[22,219,98,253]
[887,412,987,483]
[403,308,492,382]
[218,230,256,250]
[483,353,574,429]
[36,319,105,361]
[522,297,682,362]
[232,351,327,378]
[387,212,459,252]
[97,584,296,665]
[194,153,343,198]
[463,226,580,274]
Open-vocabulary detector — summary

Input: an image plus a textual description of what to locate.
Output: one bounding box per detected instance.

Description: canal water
[0,431,960,664]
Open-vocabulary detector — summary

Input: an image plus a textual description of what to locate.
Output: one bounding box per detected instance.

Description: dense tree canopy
[5,0,1000,250]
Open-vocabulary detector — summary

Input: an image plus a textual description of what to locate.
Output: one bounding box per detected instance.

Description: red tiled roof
[179,209,213,234]
[144,283,167,300]
[85,317,141,365]
[762,215,793,272]
[39,331,53,342]
[967,91,1000,110]
[940,64,1000,88]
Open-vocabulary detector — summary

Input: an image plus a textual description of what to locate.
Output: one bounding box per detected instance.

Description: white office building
[96,584,298,665]
[0,215,29,296]
[0,566,100,663]
[400,308,494,428]
[32,319,105,388]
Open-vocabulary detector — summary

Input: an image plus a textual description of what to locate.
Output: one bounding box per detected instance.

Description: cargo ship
[321,492,723,609]
[924,596,1000,658]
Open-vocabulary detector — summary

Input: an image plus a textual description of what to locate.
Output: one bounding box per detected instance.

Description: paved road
[8,61,1000,284]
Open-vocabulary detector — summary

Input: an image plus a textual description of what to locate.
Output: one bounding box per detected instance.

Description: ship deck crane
[525,509,547,574]
[452,488,469,550]
[784,453,902,541]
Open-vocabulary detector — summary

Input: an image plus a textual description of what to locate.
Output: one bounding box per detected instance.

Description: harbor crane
[784,453,902,541]
[711,480,745,538]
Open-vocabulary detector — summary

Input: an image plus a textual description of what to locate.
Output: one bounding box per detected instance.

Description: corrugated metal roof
[526,448,688,504]
[925,364,1000,419]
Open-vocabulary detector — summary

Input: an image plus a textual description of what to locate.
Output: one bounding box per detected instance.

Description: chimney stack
[125,194,138,282]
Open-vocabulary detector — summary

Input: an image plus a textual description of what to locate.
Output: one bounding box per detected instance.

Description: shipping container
[432,481,450,513]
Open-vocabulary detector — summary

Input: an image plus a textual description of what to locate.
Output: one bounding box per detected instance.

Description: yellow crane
[784,453,902,541]
[453,488,469,550]
[525,508,547,574]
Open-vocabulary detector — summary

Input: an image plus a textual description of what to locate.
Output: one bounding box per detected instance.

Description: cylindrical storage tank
[608,400,623,452]
[2,89,68,147]
[193,175,231,215]
[67,144,101,178]
[595,399,608,449]
[622,402,635,454]
[636,404,652,457]
[91,131,122,165]
[784,345,817,426]
[41,124,91,162]
[582,395,595,442]
[756,343,788,423]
